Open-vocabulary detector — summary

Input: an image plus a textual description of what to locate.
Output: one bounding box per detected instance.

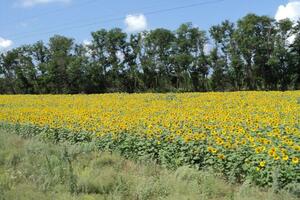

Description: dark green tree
[141,28,175,91]
[290,20,300,89]
[123,34,143,92]
[235,14,275,90]
[46,35,74,93]
[0,14,300,94]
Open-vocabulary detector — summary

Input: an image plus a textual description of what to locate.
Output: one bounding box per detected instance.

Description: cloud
[17,0,71,7]
[275,1,300,44]
[275,1,300,21]
[124,14,148,32]
[0,37,13,50]
[83,39,91,46]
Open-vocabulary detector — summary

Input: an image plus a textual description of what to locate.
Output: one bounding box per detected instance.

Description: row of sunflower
[0,91,299,188]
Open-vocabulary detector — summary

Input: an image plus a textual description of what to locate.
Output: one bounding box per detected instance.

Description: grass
[0,129,298,200]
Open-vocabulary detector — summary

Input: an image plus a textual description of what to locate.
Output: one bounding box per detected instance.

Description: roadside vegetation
[0,129,298,200]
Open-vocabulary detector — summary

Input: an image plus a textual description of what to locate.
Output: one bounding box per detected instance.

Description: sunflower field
[0,92,299,189]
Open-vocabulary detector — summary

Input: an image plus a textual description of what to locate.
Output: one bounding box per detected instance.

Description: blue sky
[0,0,300,50]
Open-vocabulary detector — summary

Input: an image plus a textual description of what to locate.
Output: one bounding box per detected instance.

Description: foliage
[1,16,300,94]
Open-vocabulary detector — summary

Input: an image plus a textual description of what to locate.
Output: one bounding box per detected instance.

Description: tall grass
[0,130,297,200]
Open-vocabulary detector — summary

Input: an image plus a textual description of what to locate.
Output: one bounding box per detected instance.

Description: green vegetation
[1,14,300,94]
[0,129,298,200]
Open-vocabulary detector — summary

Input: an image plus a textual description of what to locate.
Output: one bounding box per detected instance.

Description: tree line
[1,13,300,94]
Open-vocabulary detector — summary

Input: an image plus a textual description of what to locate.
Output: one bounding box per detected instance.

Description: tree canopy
[1,14,300,94]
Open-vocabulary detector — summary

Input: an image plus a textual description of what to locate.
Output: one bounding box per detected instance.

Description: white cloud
[0,37,13,50]
[83,39,91,46]
[124,14,148,33]
[17,0,71,7]
[275,1,300,21]
[275,1,300,44]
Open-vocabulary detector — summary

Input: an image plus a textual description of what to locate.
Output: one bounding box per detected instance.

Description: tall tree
[267,19,293,90]
[210,20,232,91]
[235,14,275,90]
[290,20,300,89]
[67,44,89,93]
[88,29,109,93]
[141,28,175,91]
[14,46,38,93]
[105,28,127,91]
[47,35,74,93]
[172,23,208,91]
[210,20,245,91]
[0,14,299,94]
[30,41,49,93]
[123,33,143,92]
[0,50,19,93]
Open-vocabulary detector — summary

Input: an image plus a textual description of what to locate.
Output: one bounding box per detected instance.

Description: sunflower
[259,161,266,167]
[282,155,289,161]
[218,154,225,160]
[292,157,299,164]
